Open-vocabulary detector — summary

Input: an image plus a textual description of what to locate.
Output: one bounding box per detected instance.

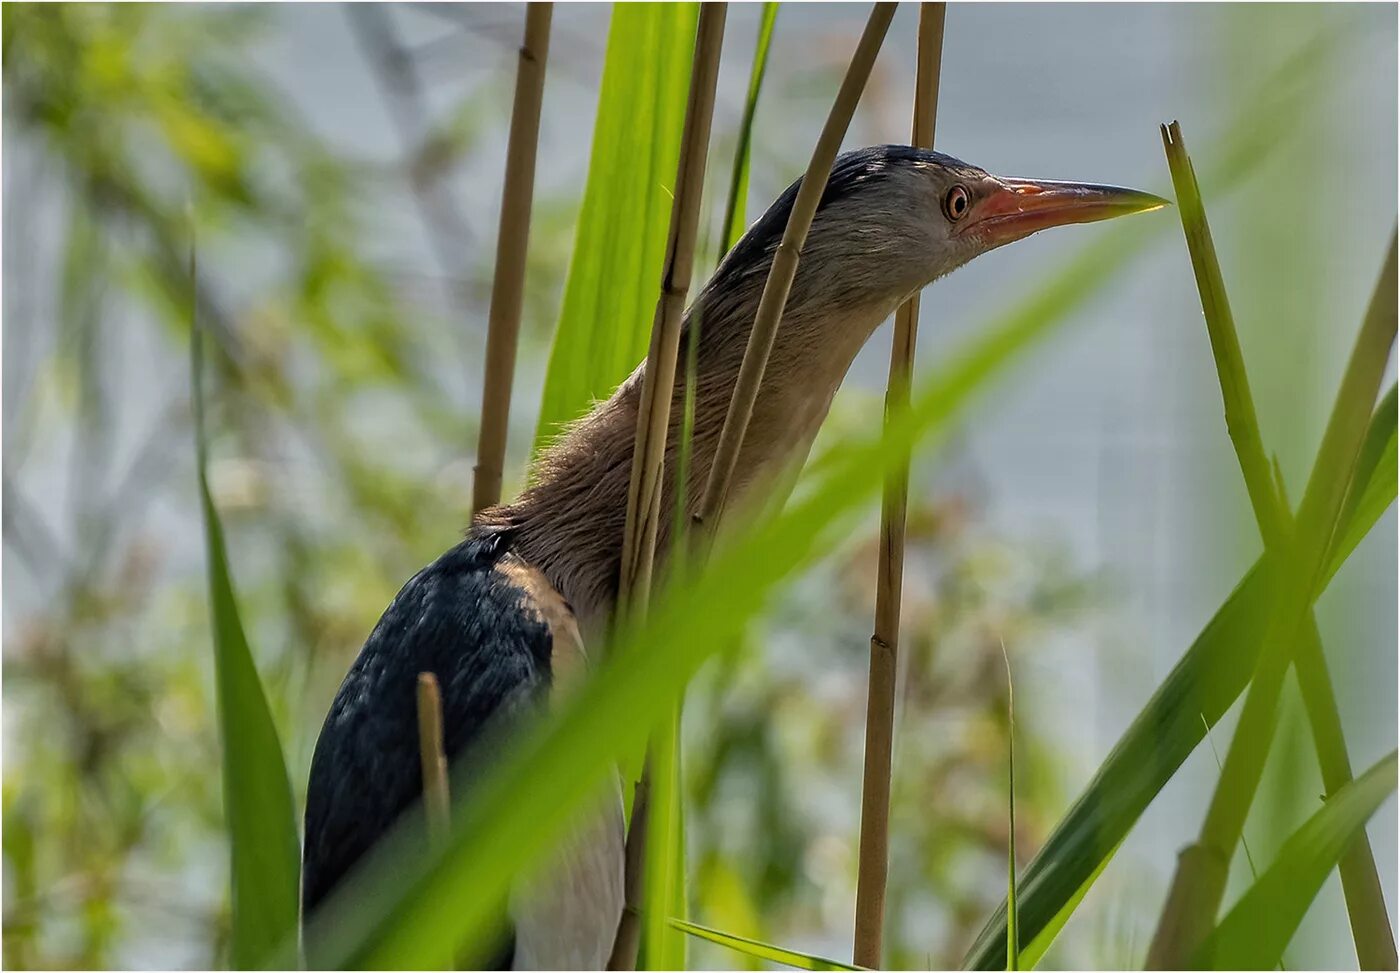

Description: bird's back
[301,526,622,969]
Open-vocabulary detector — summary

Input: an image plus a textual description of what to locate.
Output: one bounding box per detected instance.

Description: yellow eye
[944,185,971,222]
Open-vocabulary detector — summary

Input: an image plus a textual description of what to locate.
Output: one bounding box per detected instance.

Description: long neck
[475,273,903,633]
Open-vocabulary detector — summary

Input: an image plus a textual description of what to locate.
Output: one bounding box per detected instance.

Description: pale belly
[509,780,626,970]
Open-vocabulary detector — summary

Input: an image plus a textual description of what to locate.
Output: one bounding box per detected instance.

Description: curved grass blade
[1147,223,1395,966]
[1003,642,1019,972]
[670,919,865,972]
[532,3,699,452]
[1159,118,1394,969]
[1193,751,1398,971]
[964,361,1398,973]
[962,29,1368,970]
[1022,845,1117,969]
[190,245,300,969]
[1332,384,1396,568]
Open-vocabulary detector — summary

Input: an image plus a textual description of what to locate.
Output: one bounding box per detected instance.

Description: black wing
[301,528,556,967]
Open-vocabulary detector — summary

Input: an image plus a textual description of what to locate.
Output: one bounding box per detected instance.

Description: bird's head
[881,145,1168,270]
[705,145,1167,348]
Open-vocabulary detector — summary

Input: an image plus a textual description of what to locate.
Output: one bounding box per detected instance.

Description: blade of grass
[611,8,727,969]
[670,919,865,971]
[1200,715,1261,881]
[1321,396,1395,591]
[190,236,300,969]
[472,2,553,514]
[694,1,897,539]
[532,3,699,452]
[1151,121,1395,968]
[964,388,1398,971]
[1023,844,1118,969]
[1003,642,1020,973]
[718,1,778,260]
[293,202,1088,969]
[1193,751,1398,971]
[1344,385,1396,508]
[1332,385,1397,569]
[853,6,945,967]
[961,31,1377,968]
[642,701,688,970]
[1146,230,1397,967]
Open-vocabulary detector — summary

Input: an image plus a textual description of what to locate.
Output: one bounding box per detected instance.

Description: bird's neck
[475,289,899,637]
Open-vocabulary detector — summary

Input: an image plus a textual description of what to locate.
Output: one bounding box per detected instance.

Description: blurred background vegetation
[2,3,1394,969]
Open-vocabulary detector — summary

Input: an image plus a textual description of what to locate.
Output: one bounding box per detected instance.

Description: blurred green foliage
[2,6,1084,967]
[3,5,473,966]
[3,4,1394,971]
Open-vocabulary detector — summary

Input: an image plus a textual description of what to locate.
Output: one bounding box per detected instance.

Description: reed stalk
[1146,222,1398,967]
[416,672,451,846]
[416,672,452,970]
[694,2,898,538]
[617,1,727,608]
[1150,122,1395,969]
[609,6,728,969]
[472,3,553,515]
[671,3,779,571]
[852,5,945,968]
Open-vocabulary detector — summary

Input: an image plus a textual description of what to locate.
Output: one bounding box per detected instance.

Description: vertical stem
[1146,230,1397,967]
[1296,622,1397,969]
[852,5,945,968]
[416,672,451,845]
[472,3,554,515]
[416,672,452,970]
[609,7,729,969]
[617,3,728,612]
[1003,643,1019,973]
[1152,122,1396,969]
[694,2,898,539]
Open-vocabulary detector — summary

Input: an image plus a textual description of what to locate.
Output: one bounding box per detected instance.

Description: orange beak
[962,178,1169,247]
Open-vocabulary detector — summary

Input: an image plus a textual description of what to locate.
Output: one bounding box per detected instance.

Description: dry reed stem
[472,3,554,515]
[416,672,450,846]
[618,1,728,612]
[1152,121,1395,969]
[852,4,945,968]
[694,2,898,538]
[1146,227,1398,968]
[609,6,729,969]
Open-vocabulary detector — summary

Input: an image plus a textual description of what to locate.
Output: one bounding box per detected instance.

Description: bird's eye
[944,185,971,222]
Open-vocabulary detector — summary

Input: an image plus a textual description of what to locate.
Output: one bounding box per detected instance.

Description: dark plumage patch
[302,528,554,969]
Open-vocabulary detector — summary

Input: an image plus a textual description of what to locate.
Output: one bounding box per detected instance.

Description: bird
[300,144,1166,969]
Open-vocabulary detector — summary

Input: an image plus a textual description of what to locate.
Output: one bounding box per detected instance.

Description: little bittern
[302,145,1165,969]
